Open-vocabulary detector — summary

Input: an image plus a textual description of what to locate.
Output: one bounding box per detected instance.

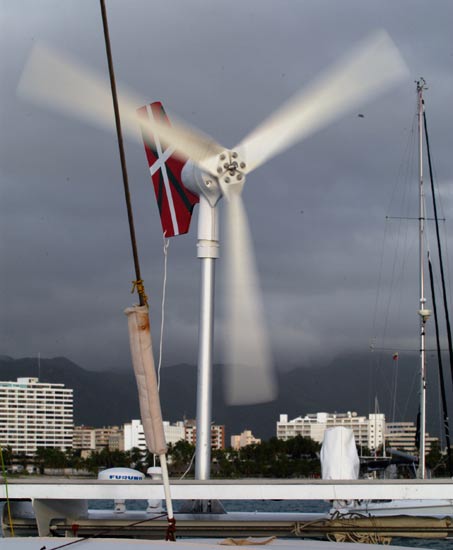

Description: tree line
[0,436,320,478]
[0,436,448,478]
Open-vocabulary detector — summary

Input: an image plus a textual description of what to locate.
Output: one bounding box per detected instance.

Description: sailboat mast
[416,78,429,479]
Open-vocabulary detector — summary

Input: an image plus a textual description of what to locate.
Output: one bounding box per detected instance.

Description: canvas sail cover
[125,305,167,455]
[320,427,360,479]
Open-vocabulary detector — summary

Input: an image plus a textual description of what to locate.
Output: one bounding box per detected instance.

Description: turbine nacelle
[181,150,246,206]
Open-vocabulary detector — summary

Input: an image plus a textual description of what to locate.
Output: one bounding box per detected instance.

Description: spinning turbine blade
[138,110,223,176]
[236,30,408,174]
[18,43,136,136]
[223,187,277,405]
[17,43,223,174]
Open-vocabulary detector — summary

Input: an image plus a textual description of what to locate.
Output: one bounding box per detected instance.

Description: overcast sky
[1,0,453,394]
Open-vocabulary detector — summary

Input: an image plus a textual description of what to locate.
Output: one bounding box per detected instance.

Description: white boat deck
[1,477,452,501]
[0,537,436,550]
[2,478,451,546]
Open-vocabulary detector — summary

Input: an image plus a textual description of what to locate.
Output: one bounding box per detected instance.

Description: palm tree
[168,440,195,475]
[128,447,144,469]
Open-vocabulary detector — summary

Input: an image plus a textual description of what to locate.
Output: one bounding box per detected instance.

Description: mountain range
[0,353,448,440]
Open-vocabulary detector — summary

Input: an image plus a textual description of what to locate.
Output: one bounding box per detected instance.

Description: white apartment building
[277,412,385,450]
[123,419,225,451]
[164,421,186,445]
[230,430,261,450]
[386,421,437,454]
[123,419,185,451]
[73,425,96,450]
[0,377,73,455]
[93,426,124,451]
[184,419,225,450]
[123,419,147,451]
[73,425,124,452]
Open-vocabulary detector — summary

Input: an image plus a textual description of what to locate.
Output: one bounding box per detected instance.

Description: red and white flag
[137,102,199,237]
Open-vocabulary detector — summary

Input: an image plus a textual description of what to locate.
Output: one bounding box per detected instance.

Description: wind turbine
[18,29,408,479]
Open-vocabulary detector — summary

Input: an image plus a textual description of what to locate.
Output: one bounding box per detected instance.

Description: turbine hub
[181,150,247,206]
[216,150,246,200]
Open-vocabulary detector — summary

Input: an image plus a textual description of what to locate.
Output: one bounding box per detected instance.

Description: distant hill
[0,353,447,440]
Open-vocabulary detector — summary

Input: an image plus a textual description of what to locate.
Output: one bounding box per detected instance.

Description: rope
[328,511,391,545]
[153,233,170,469]
[368,110,417,419]
[152,233,169,470]
[157,232,170,390]
[165,516,176,541]
[0,445,14,536]
[179,449,196,480]
[131,279,148,308]
[292,517,327,536]
[220,537,276,546]
[293,511,392,545]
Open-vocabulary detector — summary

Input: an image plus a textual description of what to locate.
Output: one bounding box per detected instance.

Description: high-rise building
[0,377,73,455]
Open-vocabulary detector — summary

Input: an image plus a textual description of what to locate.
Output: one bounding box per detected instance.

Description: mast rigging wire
[368,110,417,418]
[428,252,453,475]
[423,102,453,475]
[423,107,453,387]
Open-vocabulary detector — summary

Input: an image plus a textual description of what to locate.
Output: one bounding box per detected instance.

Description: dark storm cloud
[1,0,453,376]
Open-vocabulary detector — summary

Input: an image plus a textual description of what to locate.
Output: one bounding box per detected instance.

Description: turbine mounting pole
[195,196,219,480]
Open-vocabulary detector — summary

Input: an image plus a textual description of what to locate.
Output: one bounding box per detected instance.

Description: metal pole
[416,78,427,479]
[99,0,146,306]
[195,257,216,479]
[194,197,219,480]
[158,454,174,519]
